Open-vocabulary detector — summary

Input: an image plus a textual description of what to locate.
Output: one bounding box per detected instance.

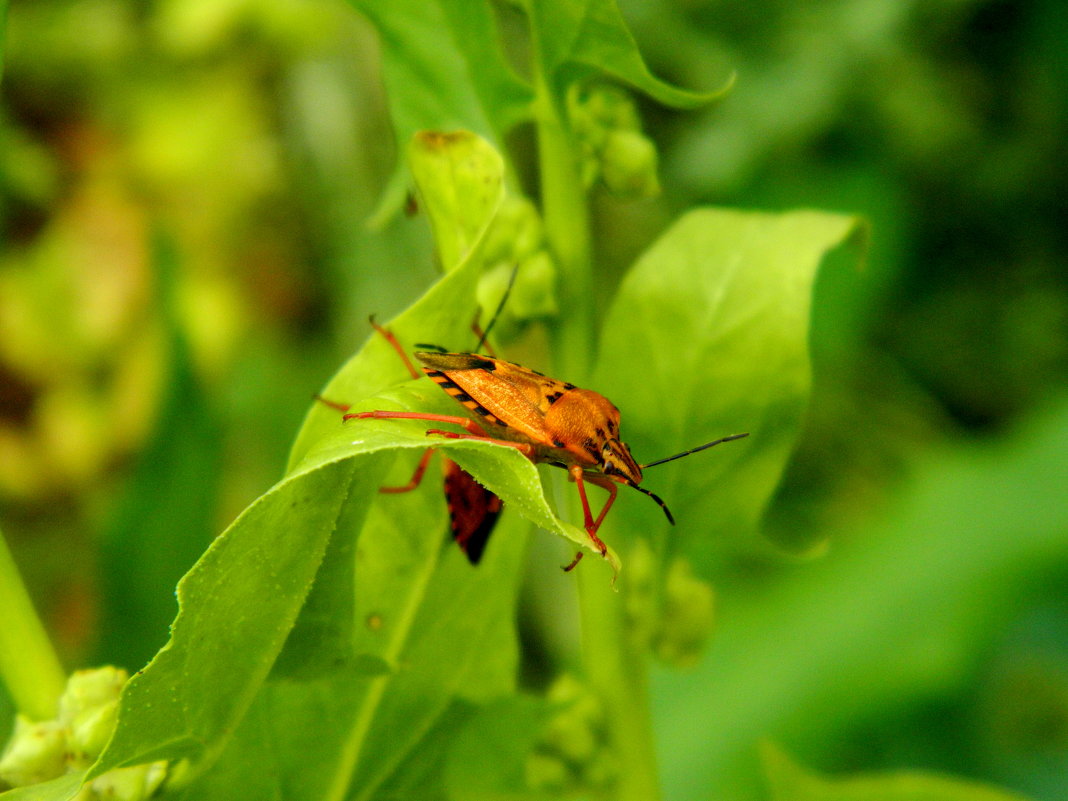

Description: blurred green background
[1,1,1065,800]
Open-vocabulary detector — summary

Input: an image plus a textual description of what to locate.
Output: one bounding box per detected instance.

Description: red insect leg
[569,466,611,558]
[379,448,434,494]
[370,317,421,379]
[313,395,351,413]
[344,409,494,439]
[560,467,618,572]
[315,397,437,493]
[420,427,537,460]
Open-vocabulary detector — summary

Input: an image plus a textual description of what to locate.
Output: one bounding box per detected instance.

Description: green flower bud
[545,674,603,729]
[60,667,127,765]
[567,86,609,153]
[581,745,619,789]
[545,672,584,705]
[539,674,608,767]
[527,675,620,794]
[623,538,657,648]
[600,130,661,199]
[67,701,118,767]
[546,715,598,765]
[525,750,571,792]
[84,761,168,801]
[0,715,67,787]
[568,84,640,147]
[654,558,716,667]
[59,667,127,725]
[583,84,641,132]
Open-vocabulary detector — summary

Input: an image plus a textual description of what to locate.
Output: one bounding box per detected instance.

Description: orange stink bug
[345,323,748,572]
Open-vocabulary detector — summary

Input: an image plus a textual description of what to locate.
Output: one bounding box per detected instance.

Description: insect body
[346,345,749,570]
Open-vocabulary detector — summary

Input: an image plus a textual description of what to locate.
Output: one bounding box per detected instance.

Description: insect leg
[369,316,420,379]
[582,473,621,532]
[344,410,489,438]
[423,430,537,460]
[313,395,351,413]
[314,316,420,414]
[380,447,435,494]
[568,464,610,557]
[562,552,584,571]
[418,314,498,356]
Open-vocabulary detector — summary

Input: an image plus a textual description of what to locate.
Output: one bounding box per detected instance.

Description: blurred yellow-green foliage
[1,0,1066,800]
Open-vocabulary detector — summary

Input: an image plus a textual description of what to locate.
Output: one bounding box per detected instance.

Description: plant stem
[534,86,594,380]
[578,567,662,801]
[0,531,66,721]
[530,40,663,801]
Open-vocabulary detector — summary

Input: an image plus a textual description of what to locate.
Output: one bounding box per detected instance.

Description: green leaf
[762,743,1036,801]
[86,456,366,779]
[592,208,863,564]
[408,130,506,272]
[88,375,592,792]
[444,696,554,801]
[0,772,82,801]
[347,0,532,219]
[529,0,732,110]
[174,510,531,800]
[344,512,529,799]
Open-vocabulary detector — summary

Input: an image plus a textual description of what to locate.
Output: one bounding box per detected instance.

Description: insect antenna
[630,483,675,525]
[475,264,519,352]
[413,342,449,353]
[640,433,749,470]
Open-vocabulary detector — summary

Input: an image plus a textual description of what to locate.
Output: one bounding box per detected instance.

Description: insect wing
[443,458,502,564]
[416,352,567,446]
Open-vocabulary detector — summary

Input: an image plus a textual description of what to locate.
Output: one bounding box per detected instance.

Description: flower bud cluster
[568,83,661,198]
[0,667,167,800]
[623,539,716,667]
[525,674,617,794]
[653,557,716,667]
